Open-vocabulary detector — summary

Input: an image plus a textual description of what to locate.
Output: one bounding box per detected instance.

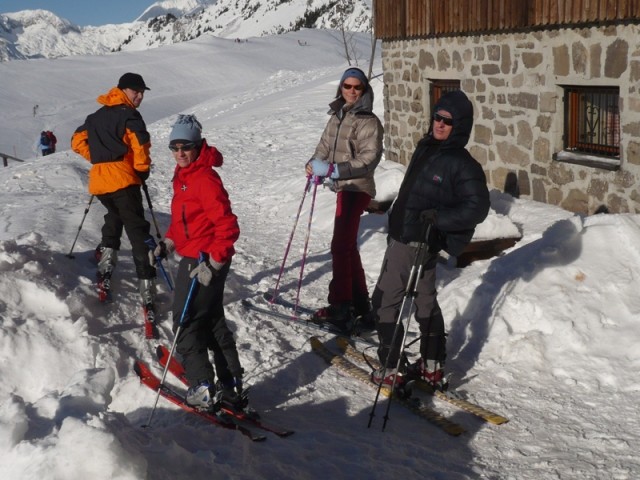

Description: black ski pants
[97,184,155,279]
[172,256,242,387]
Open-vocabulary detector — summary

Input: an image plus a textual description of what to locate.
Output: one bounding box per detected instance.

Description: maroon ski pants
[327,190,371,306]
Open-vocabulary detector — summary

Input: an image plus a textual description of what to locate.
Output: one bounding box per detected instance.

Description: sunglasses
[342,82,364,91]
[433,113,454,126]
[168,142,197,152]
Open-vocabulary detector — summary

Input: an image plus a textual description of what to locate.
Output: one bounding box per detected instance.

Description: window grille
[564,86,620,158]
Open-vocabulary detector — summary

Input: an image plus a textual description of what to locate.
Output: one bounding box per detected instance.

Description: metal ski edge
[133,359,267,441]
[155,346,295,437]
[309,336,465,437]
[334,337,509,426]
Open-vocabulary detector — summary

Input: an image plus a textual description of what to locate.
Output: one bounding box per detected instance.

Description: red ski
[156,345,294,437]
[133,360,266,441]
[142,304,159,340]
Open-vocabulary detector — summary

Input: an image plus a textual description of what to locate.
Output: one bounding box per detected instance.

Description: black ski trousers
[372,239,446,367]
[97,184,155,279]
[172,256,242,387]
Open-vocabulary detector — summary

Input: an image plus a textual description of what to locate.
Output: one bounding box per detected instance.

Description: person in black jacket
[72,73,158,338]
[371,90,490,390]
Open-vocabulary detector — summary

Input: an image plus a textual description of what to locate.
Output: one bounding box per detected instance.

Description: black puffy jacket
[389,90,490,257]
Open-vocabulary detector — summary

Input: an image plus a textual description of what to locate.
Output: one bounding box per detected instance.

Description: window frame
[429,79,461,111]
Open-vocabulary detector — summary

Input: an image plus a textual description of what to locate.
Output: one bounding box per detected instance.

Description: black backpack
[41,132,51,146]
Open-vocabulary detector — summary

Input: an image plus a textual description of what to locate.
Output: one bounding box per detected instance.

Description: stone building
[375,0,640,214]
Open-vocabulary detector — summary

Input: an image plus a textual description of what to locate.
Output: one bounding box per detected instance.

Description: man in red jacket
[154,114,244,412]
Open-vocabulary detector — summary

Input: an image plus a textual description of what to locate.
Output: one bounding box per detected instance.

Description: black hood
[427,90,473,149]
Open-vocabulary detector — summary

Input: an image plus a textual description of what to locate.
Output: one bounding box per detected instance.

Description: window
[429,79,461,111]
[563,86,620,158]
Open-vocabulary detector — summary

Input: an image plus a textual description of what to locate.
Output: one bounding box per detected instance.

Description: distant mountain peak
[0,0,372,62]
[136,0,215,22]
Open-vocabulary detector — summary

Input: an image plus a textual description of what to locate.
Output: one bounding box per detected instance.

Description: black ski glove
[136,170,150,182]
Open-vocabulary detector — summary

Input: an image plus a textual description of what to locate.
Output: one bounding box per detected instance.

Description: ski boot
[310,303,353,334]
[406,359,449,392]
[96,247,117,302]
[186,381,220,412]
[139,278,158,339]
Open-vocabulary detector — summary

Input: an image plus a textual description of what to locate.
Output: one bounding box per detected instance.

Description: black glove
[420,209,438,225]
[415,209,440,253]
[136,170,150,182]
[427,227,446,254]
[154,239,175,260]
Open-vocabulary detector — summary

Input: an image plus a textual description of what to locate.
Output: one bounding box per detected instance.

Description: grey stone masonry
[381,24,640,214]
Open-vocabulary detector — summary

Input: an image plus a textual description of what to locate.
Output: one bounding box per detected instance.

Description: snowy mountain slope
[0,0,373,61]
[0,30,374,161]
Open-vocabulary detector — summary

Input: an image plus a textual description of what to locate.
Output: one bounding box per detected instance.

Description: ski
[155,345,294,437]
[243,293,378,344]
[262,292,316,316]
[242,298,354,336]
[97,271,112,302]
[142,303,159,340]
[335,337,509,425]
[263,292,416,340]
[309,336,465,436]
[133,360,267,441]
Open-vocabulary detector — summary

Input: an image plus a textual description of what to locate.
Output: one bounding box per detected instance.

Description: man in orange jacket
[72,72,158,337]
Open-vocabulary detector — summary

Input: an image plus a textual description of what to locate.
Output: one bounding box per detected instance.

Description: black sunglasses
[342,82,364,91]
[433,113,453,126]
[169,142,197,152]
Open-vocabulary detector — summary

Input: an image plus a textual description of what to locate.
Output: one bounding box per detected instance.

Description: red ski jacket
[166,140,239,264]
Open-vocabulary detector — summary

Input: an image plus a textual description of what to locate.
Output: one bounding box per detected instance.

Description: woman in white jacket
[306,67,383,333]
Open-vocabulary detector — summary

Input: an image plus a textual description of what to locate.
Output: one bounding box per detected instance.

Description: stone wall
[381,23,640,214]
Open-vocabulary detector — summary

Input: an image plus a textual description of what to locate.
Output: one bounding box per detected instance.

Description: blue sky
[1,0,154,26]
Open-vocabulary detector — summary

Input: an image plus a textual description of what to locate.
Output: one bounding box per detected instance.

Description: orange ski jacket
[72,87,151,195]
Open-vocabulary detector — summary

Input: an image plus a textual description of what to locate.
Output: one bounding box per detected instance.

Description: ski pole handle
[144,238,174,291]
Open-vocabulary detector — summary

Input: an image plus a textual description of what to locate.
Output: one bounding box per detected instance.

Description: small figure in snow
[71,73,157,331]
[154,114,244,412]
[370,90,490,391]
[306,67,383,334]
[38,130,57,156]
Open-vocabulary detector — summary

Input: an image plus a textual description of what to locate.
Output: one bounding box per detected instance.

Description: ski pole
[66,195,94,259]
[141,183,176,288]
[144,238,174,291]
[141,181,162,240]
[368,225,432,431]
[143,252,205,428]
[270,174,312,303]
[292,175,322,316]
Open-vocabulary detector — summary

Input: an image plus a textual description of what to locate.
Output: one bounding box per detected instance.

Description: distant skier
[38,130,56,156]
[153,114,244,412]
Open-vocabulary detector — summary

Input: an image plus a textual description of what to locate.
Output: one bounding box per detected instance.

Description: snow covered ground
[0,29,639,480]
